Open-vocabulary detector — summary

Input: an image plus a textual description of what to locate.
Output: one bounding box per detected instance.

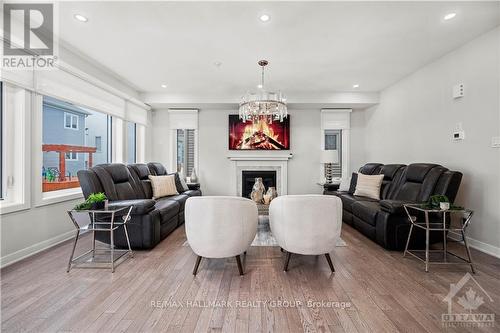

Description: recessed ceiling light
[444,12,456,20]
[259,14,270,22]
[214,61,222,67]
[257,84,263,89]
[161,84,167,88]
[74,14,88,22]
[353,84,360,88]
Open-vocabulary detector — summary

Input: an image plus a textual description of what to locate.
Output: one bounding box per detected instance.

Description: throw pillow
[148,174,178,199]
[178,174,189,192]
[171,173,189,193]
[353,173,384,200]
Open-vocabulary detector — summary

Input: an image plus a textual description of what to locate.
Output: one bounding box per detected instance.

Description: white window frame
[0,84,31,215]
[125,121,137,164]
[63,112,78,130]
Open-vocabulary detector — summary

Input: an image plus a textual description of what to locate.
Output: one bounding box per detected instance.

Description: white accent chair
[269,195,342,272]
[185,196,258,275]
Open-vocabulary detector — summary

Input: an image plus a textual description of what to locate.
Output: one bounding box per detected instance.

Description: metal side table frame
[403,204,475,273]
[67,206,133,273]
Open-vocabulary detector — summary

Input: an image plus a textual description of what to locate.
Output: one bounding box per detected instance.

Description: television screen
[228,115,290,150]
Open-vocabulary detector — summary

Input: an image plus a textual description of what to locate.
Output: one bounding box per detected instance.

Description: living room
[1,1,499,332]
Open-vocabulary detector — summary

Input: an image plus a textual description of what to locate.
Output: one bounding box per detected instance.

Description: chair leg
[325,253,335,273]
[193,256,202,275]
[284,252,292,272]
[236,255,244,275]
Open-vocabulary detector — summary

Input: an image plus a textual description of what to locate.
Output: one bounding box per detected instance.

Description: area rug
[182,216,347,247]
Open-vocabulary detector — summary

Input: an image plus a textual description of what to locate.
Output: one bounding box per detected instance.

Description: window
[126,122,136,164]
[65,152,78,161]
[64,112,78,130]
[95,136,102,152]
[176,129,195,176]
[324,130,342,177]
[42,96,111,193]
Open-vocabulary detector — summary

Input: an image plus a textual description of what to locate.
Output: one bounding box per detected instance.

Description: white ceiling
[58,1,500,104]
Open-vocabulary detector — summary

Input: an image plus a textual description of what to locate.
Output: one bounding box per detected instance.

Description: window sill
[36,188,83,208]
[0,201,31,215]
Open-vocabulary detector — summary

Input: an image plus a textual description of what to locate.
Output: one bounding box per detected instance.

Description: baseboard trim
[448,231,500,259]
[0,230,75,268]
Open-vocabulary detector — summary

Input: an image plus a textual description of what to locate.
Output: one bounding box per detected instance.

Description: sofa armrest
[187,183,200,190]
[324,183,340,191]
[380,200,416,215]
[107,199,156,215]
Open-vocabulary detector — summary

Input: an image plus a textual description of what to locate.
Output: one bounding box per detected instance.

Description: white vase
[190,168,198,183]
[250,177,265,203]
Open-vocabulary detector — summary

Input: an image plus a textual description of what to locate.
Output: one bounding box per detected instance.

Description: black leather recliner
[77,162,202,249]
[330,163,462,250]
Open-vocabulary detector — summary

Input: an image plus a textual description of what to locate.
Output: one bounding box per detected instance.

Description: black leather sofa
[329,163,462,250]
[77,162,201,249]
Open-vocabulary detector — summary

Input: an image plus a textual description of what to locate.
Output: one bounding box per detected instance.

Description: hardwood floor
[1,224,499,332]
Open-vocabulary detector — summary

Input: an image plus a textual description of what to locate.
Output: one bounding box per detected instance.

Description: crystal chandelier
[239,60,288,124]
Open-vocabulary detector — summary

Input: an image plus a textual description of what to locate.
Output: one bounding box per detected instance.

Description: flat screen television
[228,115,290,150]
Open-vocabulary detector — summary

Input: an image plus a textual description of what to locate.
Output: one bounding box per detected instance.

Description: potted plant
[426,195,462,210]
[74,192,108,211]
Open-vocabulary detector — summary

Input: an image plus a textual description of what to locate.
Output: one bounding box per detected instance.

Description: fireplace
[241,170,277,199]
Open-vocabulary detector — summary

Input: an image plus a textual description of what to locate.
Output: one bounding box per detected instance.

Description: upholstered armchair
[269,195,342,272]
[185,196,258,275]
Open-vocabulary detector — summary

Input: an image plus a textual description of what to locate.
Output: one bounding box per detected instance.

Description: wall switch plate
[492,137,500,148]
[453,83,464,98]
[453,131,465,141]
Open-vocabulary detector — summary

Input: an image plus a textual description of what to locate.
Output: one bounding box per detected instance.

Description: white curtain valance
[126,101,149,126]
[321,109,352,130]
[168,109,199,130]
[2,65,151,124]
[36,68,126,118]
[1,68,34,91]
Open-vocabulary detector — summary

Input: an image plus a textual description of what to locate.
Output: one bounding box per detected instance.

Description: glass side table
[403,204,474,273]
[66,206,133,273]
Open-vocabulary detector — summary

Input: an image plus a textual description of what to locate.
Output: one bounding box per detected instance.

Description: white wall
[151,108,365,196]
[362,27,500,256]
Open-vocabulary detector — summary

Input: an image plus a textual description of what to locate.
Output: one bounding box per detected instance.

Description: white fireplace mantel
[227,154,293,161]
[228,153,291,196]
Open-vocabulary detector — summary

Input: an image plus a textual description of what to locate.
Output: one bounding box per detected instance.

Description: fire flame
[241,119,279,142]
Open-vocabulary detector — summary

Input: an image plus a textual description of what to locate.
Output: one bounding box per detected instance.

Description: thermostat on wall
[453,131,465,141]
[453,83,464,99]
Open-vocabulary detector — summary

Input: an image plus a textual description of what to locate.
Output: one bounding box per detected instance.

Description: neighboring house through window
[42,96,111,193]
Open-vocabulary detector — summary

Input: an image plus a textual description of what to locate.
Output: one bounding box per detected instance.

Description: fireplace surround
[228,154,292,197]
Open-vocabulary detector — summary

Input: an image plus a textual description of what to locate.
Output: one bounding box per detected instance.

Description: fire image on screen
[228,115,290,150]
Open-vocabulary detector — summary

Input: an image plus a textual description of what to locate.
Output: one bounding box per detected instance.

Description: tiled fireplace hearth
[227,155,292,197]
